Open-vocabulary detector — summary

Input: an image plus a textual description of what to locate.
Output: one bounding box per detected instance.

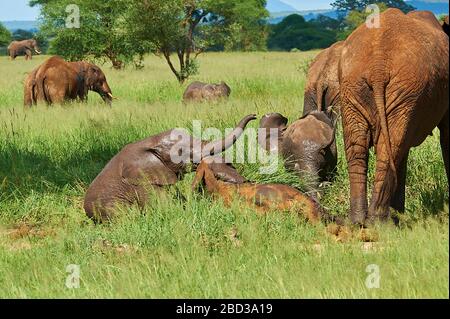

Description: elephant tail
[373,81,397,197]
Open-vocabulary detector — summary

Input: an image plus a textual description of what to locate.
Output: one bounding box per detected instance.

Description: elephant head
[258,112,288,153]
[259,112,337,193]
[77,62,114,105]
[28,39,41,55]
[84,114,256,221]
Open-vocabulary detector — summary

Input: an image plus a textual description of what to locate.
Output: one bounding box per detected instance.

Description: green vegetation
[0,22,11,55]
[0,52,448,298]
[268,14,337,51]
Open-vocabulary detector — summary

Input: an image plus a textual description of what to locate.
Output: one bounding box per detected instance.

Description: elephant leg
[342,107,370,225]
[390,152,408,213]
[25,49,32,60]
[438,110,449,184]
[367,138,402,225]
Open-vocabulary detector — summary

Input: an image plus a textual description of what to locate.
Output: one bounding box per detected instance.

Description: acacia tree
[126,0,268,83]
[31,0,149,69]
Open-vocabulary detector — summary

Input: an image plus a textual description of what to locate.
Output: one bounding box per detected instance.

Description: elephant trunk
[197,114,257,159]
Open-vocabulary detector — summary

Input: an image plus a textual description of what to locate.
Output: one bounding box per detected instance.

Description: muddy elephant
[7,39,41,60]
[339,9,449,225]
[183,81,231,103]
[259,111,337,193]
[24,56,114,107]
[84,114,257,221]
[303,41,344,120]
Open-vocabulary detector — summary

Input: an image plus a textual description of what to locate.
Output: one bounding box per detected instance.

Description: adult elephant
[339,9,449,225]
[7,39,41,60]
[84,114,257,222]
[303,41,344,121]
[183,81,231,103]
[24,56,114,107]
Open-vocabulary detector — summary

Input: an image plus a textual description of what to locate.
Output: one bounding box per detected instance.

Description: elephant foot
[366,205,391,226]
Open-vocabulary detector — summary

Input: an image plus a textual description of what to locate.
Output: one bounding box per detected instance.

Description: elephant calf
[259,111,337,193]
[183,81,231,103]
[7,39,41,60]
[24,56,114,107]
[84,114,256,222]
[192,159,327,223]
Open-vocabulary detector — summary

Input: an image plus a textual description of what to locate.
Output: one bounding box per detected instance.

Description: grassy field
[0,52,448,298]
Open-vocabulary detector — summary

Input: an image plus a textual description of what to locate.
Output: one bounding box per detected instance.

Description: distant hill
[267,0,448,24]
[407,1,449,14]
[1,20,39,32]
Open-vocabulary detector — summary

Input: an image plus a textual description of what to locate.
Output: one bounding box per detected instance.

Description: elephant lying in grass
[192,159,334,224]
[183,81,231,103]
[84,114,256,222]
[259,111,337,194]
[339,9,449,225]
[24,56,114,107]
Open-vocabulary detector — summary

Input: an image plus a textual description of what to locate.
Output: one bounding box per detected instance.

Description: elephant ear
[121,149,178,187]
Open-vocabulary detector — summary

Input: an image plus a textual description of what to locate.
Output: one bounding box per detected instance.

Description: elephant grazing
[24,56,114,107]
[259,112,337,194]
[339,9,449,225]
[7,39,41,60]
[84,114,257,222]
[183,81,231,103]
[303,41,344,120]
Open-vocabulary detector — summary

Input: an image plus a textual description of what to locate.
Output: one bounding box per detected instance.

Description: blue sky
[0,0,41,21]
[283,0,333,10]
[0,0,334,21]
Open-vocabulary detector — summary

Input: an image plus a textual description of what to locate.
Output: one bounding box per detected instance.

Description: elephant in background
[339,9,449,225]
[259,111,337,194]
[7,39,41,60]
[24,56,114,107]
[303,41,343,120]
[183,81,231,103]
[84,114,257,222]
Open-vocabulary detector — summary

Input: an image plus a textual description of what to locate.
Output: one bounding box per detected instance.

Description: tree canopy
[268,14,337,51]
[0,22,11,47]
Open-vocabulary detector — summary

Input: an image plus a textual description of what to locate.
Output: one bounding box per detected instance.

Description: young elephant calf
[259,111,337,193]
[192,159,331,224]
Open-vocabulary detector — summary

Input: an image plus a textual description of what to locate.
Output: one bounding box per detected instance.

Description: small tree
[0,22,11,47]
[31,0,149,69]
[126,0,268,83]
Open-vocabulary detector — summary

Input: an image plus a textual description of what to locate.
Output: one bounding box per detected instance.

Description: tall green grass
[0,52,448,298]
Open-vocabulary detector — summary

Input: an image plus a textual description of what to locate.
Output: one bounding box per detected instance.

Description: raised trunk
[193,114,256,160]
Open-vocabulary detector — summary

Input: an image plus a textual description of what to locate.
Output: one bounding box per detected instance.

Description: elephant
[338,9,449,226]
[192,159,344,225]
[183,81,231,103]
[84,114,257,222]
[303,41,344,121]
[7,39,41,60]
[258,111,337,193]
[24,56,114,107]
